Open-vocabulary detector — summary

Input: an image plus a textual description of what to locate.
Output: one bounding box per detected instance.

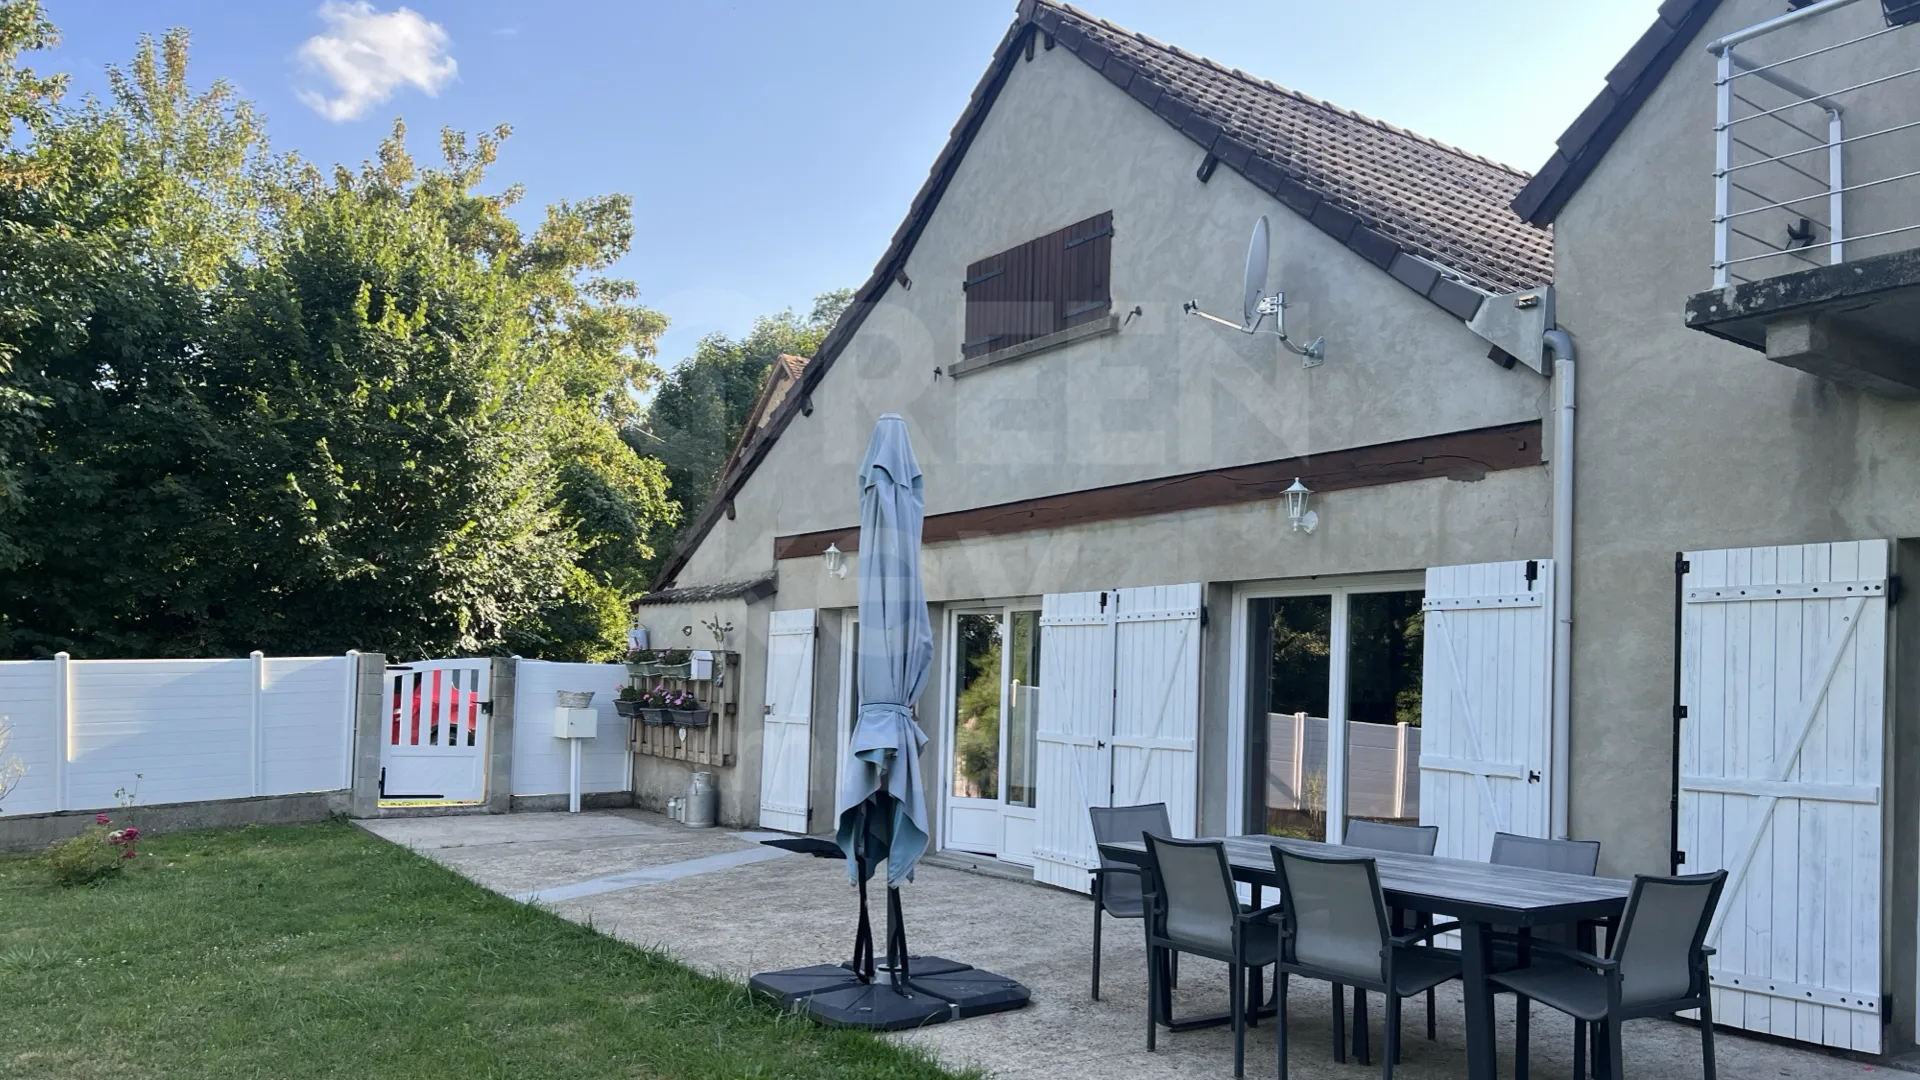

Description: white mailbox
[554,707,598,739]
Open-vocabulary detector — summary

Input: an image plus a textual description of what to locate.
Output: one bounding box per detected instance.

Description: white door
[759,608,815,833]
[1032,583,1203,893]
[1418,560,1554,862]
[1679,540,1887,1052]
[380,659,491,804]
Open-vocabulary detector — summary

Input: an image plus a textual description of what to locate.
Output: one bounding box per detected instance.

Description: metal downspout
[1545,329,1575,840]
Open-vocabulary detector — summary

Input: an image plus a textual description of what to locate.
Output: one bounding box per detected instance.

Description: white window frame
[833,608,858,814]
[1224,572,1425,844]
[936,597,1041,861]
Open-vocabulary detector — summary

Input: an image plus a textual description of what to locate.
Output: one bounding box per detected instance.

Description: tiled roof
[632,575,776,608]
[1511,0,1723,225]
[1033,3,1553,296]
[776,353,809,379]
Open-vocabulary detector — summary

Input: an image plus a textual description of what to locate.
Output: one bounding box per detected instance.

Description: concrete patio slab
[361,811,1895,1080]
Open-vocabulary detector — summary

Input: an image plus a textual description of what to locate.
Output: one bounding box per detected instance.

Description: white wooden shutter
[1418,560,1554,862]
[1031,583,1203,893]
[1108,583,1202,837]
[1679,540,1887,1052]
[758,609,815,833]
[1032,589,1116,892]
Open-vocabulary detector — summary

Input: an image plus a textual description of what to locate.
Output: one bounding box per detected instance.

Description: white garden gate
[1678,540,1887,1053]
[380,658,492,804]
[1032,583,1201,892]
[1418,560,1555,862]
[758,608,815,833]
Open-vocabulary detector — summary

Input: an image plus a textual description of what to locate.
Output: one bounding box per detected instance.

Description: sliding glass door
[1242,580,1425,843]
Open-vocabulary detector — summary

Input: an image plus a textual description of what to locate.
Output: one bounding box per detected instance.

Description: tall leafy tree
[635,288,849,552]
[0,5,672,661]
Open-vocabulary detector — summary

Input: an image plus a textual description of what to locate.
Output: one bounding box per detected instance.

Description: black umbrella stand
[746,834,1030,1030]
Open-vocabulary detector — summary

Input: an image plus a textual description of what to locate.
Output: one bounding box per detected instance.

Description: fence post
[340,651,359,792]
[1392,721,1409,820]
[1291,711,1307,811]
[250,651,265,797]
[53,651,70,812]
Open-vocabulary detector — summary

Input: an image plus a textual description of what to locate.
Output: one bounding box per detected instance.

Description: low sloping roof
[652,1,1550,588]
[632,575,776,608]
[1511,0,1724,225]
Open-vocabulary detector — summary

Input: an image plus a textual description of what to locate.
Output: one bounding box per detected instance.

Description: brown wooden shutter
[961,210,1113,360]
[1060,210,1113,331]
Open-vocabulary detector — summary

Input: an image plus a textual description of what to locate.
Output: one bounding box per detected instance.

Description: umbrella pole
[886,885,912,993]
[851,852,874,982]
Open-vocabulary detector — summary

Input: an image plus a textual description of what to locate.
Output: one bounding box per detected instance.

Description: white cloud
[296,2,456,123]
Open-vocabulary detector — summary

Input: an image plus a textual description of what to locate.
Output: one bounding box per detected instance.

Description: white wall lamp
[823,543,848,579]
[1284,478,1318,534]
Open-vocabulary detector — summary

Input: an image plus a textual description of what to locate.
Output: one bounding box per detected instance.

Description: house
[1510,0,1920,1056]
[636,0,1920,1060]
[637,0,1565,895]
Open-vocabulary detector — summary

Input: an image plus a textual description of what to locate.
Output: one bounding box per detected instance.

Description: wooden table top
[1100,834,1632,926]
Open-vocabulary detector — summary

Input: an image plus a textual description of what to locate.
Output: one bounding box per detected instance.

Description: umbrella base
[909,964,1031,1018]
[747,956,966,1010]
[749,957,1028,1028]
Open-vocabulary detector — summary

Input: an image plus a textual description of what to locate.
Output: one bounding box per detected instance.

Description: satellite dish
[1182,214,1324,365]
[1243,216,1270,329]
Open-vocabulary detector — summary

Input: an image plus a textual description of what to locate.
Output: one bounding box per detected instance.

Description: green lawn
[1,819,973,1080]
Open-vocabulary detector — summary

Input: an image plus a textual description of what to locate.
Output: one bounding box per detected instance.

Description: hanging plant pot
[555,689,595,709]
[613,699,643,717]
[669,707,711,729]
[653,662,692,679]
[627,662,660,678]
[641,707,674,727]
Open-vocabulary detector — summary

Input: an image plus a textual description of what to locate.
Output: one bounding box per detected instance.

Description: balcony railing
[1709,0,1920,287]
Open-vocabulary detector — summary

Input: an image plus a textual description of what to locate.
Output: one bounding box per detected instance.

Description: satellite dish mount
[1183,215,1325,367]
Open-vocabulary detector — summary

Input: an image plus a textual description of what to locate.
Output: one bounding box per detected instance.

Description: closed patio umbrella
[835,412,933,887]
[749,415,1027,1029]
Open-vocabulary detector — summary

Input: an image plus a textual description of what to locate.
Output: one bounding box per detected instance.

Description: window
[1244,585,1425,841]
[961,211,1113,359]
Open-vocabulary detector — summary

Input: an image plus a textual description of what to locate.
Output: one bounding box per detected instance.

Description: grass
[1,819,974,1080]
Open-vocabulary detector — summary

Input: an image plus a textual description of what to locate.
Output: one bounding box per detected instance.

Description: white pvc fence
[0,653,356,816]
[1267,712,1422,822]
[510,659,632,797]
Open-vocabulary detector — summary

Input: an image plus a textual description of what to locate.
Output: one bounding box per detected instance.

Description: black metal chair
[1488,832,1603,1080]
[1269,846,1462,1080]
[1088,802,1172,1001]
[1342,819,1440,1059]
[1491,870,1728,1080]
[1142,834,1282,1078]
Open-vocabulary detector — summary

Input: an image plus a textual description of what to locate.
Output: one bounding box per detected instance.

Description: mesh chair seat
[1159,910,1280,967]
[1491,963,1613,1022]
[1389,951,1462,998]
[1099,888,1147,919]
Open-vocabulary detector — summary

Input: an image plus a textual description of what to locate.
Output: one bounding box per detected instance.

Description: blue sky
[42,1,1658,370]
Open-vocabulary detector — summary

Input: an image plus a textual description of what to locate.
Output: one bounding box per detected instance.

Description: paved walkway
[360,811,1893,1080]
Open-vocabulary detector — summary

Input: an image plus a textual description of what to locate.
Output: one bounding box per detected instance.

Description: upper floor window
[961,211,1112,360]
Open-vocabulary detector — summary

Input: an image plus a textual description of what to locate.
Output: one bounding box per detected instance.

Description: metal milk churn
[683,771,717,828]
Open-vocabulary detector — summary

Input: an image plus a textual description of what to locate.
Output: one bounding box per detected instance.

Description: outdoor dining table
[1099,834,1633,1080]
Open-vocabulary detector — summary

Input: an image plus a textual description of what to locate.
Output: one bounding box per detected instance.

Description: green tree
[0,7,673,661]
[635,289,849,550]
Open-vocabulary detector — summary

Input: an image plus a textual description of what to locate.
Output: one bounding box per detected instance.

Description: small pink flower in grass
[96,814,111,825]
[121,850,136,859]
